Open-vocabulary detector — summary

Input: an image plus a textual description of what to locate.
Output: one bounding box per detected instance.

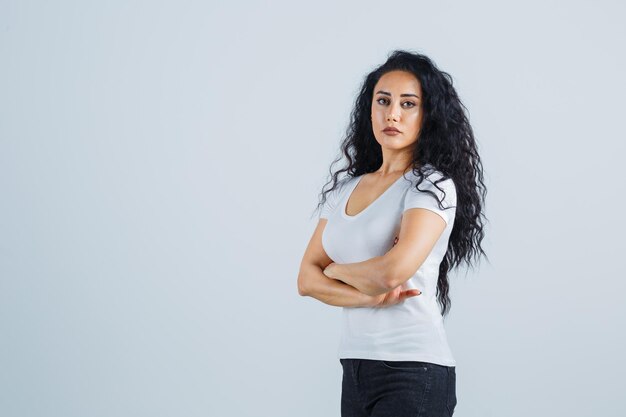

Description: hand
[323,262,337,279]
[371,286,421,308]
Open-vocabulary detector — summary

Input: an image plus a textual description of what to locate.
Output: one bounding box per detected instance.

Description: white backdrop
[1,1,624,416]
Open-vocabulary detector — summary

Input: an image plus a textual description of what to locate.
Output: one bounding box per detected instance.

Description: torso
[320,164,458,366]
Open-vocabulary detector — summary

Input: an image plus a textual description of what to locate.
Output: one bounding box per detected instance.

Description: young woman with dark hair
[298,50,487,417]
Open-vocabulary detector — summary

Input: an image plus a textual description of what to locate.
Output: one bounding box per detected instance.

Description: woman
[297,50,487,417]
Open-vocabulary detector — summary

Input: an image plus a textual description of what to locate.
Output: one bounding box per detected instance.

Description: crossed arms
[297,208,446,306]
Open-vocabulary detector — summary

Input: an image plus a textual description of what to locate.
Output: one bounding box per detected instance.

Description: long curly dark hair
[315,49,488,318]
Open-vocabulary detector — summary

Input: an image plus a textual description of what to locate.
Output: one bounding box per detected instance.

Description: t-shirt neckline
[341,172,410,220]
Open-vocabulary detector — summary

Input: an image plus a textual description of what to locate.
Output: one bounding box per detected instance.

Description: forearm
[323,256,391,297]
[299,264,378,308]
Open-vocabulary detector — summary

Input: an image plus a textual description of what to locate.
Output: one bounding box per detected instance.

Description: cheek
[408,112,422,127]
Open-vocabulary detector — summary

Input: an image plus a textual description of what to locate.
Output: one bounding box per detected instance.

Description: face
[371,70,424,151]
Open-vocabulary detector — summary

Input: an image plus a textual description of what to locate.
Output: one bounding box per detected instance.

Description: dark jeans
[340,358,457,417]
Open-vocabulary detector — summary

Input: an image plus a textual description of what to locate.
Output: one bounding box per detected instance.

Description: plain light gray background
[1,1,625,416]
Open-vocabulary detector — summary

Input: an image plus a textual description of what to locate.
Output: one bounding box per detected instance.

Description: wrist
[363,293,383,308]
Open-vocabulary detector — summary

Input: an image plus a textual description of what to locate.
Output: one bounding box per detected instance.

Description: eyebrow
[375,90,420,99]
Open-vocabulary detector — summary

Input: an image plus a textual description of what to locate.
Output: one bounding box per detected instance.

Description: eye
[376,97,417,108]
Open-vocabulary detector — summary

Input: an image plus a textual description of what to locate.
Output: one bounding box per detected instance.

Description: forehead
[375,70,421,93]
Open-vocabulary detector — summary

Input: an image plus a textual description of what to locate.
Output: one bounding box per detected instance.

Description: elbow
[383,264,407,290]
[298,284,309,297]
[381,252,425,290]
[297,273,310,296]
[383,276,397,291]
[298,262,326,296]
[377,255,399,290]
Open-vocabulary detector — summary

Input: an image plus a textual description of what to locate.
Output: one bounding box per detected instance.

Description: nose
[386,112,399,122]
[386,104,400,122]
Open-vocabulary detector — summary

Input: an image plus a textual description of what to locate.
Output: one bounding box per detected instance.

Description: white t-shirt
[319,164,457,366]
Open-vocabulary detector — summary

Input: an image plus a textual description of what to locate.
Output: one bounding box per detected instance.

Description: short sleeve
[403,173,457,225]
[319,180,347,219]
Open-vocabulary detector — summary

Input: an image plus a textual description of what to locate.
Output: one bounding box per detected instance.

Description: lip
[383,127,401,135]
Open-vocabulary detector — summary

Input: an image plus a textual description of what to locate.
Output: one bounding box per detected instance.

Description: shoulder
[328,175,356,196]
[404,165,457,204]
[406,164,455,187]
